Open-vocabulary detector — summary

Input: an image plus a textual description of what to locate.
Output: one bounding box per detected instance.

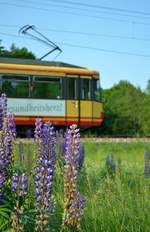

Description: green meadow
[12,141,150,232]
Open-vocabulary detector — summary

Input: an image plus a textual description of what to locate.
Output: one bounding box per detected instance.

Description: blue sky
[1,0,150,90]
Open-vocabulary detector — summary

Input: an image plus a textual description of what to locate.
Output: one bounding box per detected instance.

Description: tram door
[80,77,92,126]
[66,77,79,125]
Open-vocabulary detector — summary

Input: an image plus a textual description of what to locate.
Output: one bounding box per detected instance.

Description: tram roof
[0,57,85,69]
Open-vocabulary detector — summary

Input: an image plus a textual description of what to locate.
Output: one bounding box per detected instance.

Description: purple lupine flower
[62,141,84,171]
[6,113,16,139]
[12,174,19,182]
[70,192,85,217]
[20,174,28,196]
[34,119,43,167]
[0,114,7,173]
[40,123,56,162]
[0,174,4,185]
[11,174,19,193]
[0,94,7,130]
[63,125,85,230]
[11,173,28,197]
[21,174,27,184]
[6,113,16,166]
[0,150,7,176]
[34,119,42,143]
[12,182,18,193]
[0,94,16,203]
[34,122,57,231]
[1,94,7,116]
[35,161,55,231]
[0,99,4,130]
[0,96,15,172]
[35,160,55,206]
[0,173,4,202]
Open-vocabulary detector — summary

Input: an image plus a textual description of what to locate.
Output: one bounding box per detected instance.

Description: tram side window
[67,78,77,99]
[0,75,29,98]
[32,76,62,99]
[81,78,91,100]
[92,79,101,101]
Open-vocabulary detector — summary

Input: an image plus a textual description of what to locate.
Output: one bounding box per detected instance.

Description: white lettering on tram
[7,99,66,116]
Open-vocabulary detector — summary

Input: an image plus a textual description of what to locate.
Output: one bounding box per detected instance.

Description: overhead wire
[1,31,150,59]
[2,1,150,26]
[0,2,131,24]
[39,27,150,42]
[44,0,150,17]
[1,2,150,59]
[8,0,150,20]
[1,23,150,43]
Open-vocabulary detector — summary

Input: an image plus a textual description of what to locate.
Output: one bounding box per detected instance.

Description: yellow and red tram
[0,57,103,128]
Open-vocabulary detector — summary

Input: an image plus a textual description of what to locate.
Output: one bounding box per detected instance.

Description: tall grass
[14,141,150,232]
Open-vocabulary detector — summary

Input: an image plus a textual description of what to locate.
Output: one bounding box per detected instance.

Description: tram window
[81,79,91,100]
[32,76,62,99]
[92,79,100,101]
[67,78,77,100]
[0,74,29,98]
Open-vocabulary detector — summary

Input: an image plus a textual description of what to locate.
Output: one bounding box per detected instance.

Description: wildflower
[35,164,53,207]
[63,125,85,231]
[34,119,42,143]
[12,174,19,193]
[1,93,7,115]
[62,131,84,171]
[0,100,4,130]
[0,94,15,202]
[0,93,7,130]
[0,173,4,202]
[6,112,16,166]
[34,121,56,231]
[11,173,28,232]
[11,202,24,232]
[11,173,28,197]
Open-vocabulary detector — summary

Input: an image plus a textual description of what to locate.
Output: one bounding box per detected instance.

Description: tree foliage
[0,42,36,59]
[145,79,150,95]
[100,80,150,137]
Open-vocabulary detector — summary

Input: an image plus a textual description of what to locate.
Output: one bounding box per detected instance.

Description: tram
[0,57,103,129]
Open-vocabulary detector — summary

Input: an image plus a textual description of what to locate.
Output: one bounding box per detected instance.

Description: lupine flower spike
[34,120,56,232]
[11,203,24,232]
[0,94,7,202]
[6,112,16,167]
[0,94,16,202]
[34,119,43,162]
[11,173,28,232]
[63,125,85,231]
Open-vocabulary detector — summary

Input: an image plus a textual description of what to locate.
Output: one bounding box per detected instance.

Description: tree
[138,91,150,136]
[9,43,36,59]
[0,41,36,59]
[101,81,143,136]
[0,40,5,53]
[145,79,150,95]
